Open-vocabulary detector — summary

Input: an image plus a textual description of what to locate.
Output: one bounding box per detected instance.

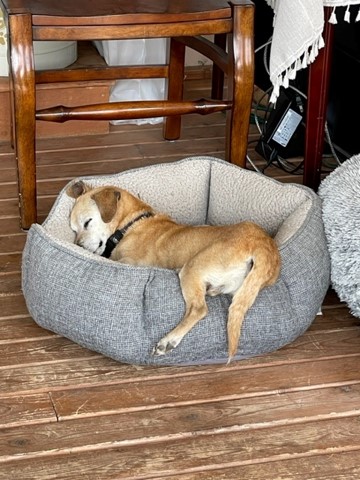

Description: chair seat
[3,0,232,26]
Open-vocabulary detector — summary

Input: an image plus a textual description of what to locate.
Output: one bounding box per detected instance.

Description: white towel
[267,0,360,102]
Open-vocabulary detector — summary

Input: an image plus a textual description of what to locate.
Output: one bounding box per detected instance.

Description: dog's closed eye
[84,219,92,229]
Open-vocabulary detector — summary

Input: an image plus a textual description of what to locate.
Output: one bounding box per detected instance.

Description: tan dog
[67,181,281,361]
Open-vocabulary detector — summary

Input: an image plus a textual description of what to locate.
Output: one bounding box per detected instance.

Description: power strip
[256,88,305,160]
[272,108,302,148]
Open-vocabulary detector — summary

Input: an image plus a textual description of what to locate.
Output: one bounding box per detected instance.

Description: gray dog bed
[22,156,330,365]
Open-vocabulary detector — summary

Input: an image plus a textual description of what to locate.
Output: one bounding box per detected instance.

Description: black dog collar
[101,211,153,259]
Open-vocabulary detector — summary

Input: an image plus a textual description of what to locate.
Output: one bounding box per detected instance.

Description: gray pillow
[22,156,330,365]
[318,154,360,317]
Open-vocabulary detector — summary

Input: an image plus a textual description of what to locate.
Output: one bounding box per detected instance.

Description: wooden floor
[1,79,360,479]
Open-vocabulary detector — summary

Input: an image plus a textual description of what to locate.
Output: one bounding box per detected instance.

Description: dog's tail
[227,243,280,362]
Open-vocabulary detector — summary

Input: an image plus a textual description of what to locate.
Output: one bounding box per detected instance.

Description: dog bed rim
[42,156,317,228]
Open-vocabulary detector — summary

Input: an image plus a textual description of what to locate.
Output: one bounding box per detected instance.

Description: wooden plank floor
[1,79,360,479]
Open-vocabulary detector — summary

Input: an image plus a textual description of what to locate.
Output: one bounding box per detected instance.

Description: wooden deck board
[2,384,360,457]
[0,77,359,479]
[1,418,360,479]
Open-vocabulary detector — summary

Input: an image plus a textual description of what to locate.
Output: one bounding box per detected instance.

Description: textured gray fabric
[22,156,331,365]
[318,154,360,317]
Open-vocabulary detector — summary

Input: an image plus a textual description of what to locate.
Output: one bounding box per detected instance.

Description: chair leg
[9,14,37,229]
[226,1,255,167]
[303,8,334,191]
[163,38,186,141]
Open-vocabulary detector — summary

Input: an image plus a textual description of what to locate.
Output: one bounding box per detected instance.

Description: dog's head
[67,181,121,255]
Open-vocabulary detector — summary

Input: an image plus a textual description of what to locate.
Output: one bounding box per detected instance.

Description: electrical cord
[249,36,350,175]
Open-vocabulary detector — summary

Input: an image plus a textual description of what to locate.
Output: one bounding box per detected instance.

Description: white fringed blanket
[266,0,360,103]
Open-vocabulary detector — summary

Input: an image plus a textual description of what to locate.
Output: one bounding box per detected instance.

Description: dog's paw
[152,337,180,356]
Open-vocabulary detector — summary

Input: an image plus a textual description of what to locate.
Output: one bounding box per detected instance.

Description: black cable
[249,35,350,176]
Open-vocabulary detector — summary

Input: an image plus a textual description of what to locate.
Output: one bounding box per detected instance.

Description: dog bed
[318,154,360,317]
[22,156,330,365]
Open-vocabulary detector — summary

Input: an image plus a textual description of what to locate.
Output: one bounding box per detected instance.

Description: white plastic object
[0,31,77,76]
[1,9,75,75]
[33,41,77,71]
[94,39,167,125]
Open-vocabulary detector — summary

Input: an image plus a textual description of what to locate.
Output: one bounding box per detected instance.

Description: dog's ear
[66,181,89,199]
[91,188,121,223]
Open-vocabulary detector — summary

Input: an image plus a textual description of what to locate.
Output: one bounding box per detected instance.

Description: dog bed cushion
[318,154,360,317]
[22,156,330,365]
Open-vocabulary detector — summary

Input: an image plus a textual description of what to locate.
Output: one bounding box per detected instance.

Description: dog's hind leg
[152,267,208,356]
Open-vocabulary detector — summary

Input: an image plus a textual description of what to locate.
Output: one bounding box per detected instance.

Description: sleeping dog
[67,181,281,361]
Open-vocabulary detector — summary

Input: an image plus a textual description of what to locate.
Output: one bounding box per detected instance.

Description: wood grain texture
[3,1,252,228]
[0,76,358,479]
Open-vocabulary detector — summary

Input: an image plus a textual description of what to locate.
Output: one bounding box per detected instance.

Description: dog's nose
[75,237,83,247]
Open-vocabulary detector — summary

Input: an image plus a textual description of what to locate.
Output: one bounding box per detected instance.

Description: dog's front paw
[152,336,180,356]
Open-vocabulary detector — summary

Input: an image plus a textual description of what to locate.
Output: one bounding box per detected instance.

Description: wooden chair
[1,0,255,229]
